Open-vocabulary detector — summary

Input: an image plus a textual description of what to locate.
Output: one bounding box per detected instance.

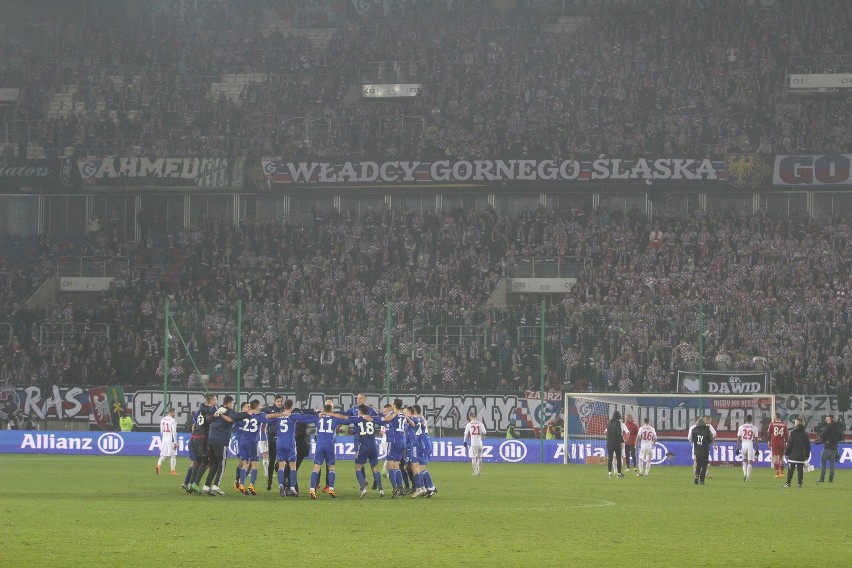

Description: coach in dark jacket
[784,419,811,488]
[605,411,628,478]
[817,415,843,483]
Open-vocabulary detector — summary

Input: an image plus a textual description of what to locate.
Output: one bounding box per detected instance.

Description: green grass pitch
[0,455,848,567]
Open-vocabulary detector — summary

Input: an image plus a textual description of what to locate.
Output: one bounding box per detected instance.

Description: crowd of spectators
[1,0,850,160]
[1,205,849,400]
[0,1,850,399]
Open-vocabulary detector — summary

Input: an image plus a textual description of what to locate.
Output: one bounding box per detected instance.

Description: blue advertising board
[1,431,850,469]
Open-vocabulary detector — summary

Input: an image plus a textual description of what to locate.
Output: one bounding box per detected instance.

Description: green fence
[160,299,821,405]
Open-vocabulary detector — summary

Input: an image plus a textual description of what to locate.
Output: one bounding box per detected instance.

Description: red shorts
[770,445,785,456]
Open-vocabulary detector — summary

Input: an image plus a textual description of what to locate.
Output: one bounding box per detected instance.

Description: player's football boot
[181,483,190,492]
[238,484,247,495]
[322,485,330,494]
[694,477,699,485]
[203,487,215,496]
[155,465,160,475]
[359,487,368,499]
[328,488,337,498]
[212,486,224,496]
[309,488,317,500]
[617,473,625,478]
[287,489,299,497]
[234,480,241,492]
[426,489,435,498]
[247,484,257,496]
[170,470,177,476]
[379,490,385,497]
[280,485,287,497]
[189,483,201,494]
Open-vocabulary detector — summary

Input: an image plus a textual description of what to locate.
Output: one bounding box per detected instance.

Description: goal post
[562,393,776,465]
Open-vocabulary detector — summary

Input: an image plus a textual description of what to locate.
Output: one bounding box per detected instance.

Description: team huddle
[156,393,439,499]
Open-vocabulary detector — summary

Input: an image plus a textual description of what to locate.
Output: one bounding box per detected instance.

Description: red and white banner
[774,154,852,186]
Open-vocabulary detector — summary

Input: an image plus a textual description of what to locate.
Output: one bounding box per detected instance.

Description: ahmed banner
[773,154,851,187]
[676,371,770,394]
[76,156,243,188]
[3,386,848,440]
[259,155,774,189]
[1,431,850,469]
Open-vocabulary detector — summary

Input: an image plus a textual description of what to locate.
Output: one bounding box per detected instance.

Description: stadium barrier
[4,386,849,440]
[2,431,850,468]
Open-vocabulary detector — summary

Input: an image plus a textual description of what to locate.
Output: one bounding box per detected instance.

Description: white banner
[788,73,852,90]
[0,88,20,103]
[362,83,421,97]
[59,277,114,292]
[509,278,576,293]
[773,154,852,186]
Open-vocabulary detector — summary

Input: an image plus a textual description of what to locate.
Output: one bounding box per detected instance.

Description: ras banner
[2,431,851,469]
[774,154,851,187]
[677,371,769,394]
[259,155,772,189]
[76,156,243,188]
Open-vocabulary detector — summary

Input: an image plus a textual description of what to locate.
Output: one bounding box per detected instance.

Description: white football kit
[737,423,759,460]
[636,424,657,473]
[463,419,487,475]
[159,416,178,457]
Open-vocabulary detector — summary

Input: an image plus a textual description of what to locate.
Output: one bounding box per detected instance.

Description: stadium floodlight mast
[561,393,776,465]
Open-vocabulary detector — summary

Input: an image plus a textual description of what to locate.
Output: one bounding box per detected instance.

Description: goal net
[562,393,776,465]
